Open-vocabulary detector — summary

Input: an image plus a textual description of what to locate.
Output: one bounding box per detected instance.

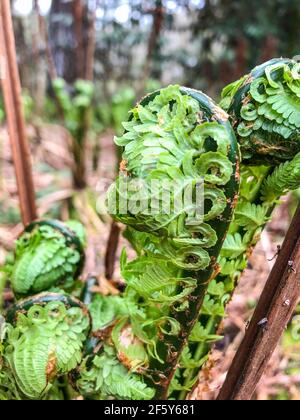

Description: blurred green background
[11,0,300,107]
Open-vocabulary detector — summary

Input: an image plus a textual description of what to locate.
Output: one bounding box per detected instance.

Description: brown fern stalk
[0,0,37,225]
[218,202,300,400]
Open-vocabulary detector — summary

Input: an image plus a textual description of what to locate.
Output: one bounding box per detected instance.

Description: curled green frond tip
[223,58,300,164]
[9,219,85,296]
[108,85,237,273]
[3,295,90,399]
[77,346,155,400]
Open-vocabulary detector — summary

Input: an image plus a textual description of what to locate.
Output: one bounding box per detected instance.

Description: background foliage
[11,0,300,107]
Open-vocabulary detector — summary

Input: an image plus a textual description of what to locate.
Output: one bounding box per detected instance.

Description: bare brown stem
[0,0,37,226]
[218,202,300,400]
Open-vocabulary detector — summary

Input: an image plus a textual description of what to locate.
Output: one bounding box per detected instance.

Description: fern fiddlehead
[105,85,240,398]
[2,58,300,401]
[103,59,300,399]
[7,220,85,296]
[222,58,300,164]
[1,293,91,399]
[176,58,300,398]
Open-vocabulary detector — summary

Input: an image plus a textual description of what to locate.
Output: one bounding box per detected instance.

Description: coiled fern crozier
[8,220,85,295]
[1,293,90,400]
[104,58,300,399]
[178,57,300,397]
[1,58,300,400]
[104,85,239,399]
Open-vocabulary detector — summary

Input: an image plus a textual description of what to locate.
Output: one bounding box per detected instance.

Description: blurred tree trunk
[34,0,57,82]
[233,37,247,80]
[31,14,47,113]
[219,59,232,87]
[12,15,31,90]
[73,0,85,79]
[85,5,96,81]
[49,0,93,84]
[280,0,300,58]
[139,0,165,96]
[260,35,278,63]
[31,0,55,113]
[48,0,96,190]
[49,0,75,83]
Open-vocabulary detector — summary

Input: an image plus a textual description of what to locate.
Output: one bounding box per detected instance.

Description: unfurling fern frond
[221,233,247,259]
[180,58,300,401]
[0,366,22,401]
[77,346,155,400]
[3,293,90,399]
[233,202,268,230]
[261,152,300,202]
[8,220,85,296]
[88,293,128,332]
[107,84,239,397]
[0,316,22,400]
[222,58,300,164]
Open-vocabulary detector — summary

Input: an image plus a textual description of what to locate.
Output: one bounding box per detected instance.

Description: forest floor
[0,123,300,400]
